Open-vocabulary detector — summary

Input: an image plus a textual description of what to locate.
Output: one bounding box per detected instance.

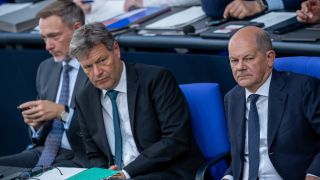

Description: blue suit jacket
[201,0,302,18]
[224,70,320,179]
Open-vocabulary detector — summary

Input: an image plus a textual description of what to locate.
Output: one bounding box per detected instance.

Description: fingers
[109,165,118,170]
[296,10,309,22]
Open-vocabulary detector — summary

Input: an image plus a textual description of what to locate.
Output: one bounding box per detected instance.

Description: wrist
[60,105,69,122]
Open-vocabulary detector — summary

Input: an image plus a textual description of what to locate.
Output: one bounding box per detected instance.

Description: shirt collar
[62,57,80,70]
[102,61,127,97]
[245,72,272,101]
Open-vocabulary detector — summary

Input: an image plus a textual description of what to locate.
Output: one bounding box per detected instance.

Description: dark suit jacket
[201,0,302,18]
[76,62,204,178]
[224,70,320,179]
[31,58,89,167]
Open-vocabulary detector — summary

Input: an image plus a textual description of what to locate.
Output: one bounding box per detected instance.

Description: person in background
[297,0,320,24]
[0,0,89,168]
[73,0,200,23]
[69,22,204,179]
[201,0,302,19]
[223,26,320,180]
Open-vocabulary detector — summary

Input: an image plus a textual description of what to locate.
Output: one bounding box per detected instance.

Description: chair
[274,56,320,79]
[179,83,230,180]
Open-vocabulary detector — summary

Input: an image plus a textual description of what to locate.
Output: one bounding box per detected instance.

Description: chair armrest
[195,151,230,180]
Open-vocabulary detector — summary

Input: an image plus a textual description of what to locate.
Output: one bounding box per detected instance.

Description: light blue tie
[248,94,260,180]
[36,64,72,167]
[106,90,122,169]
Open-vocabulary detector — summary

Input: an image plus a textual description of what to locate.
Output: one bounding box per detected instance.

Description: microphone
[182,25,196,35]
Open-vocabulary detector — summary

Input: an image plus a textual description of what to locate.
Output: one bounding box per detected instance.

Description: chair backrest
[274,56,320,79]
[180,83,230,179]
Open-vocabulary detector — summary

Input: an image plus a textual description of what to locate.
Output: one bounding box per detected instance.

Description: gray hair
[69,22,115,60]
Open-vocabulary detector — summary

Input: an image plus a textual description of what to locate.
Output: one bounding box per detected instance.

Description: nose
[92,64,103,77]
[45,39,54,51]
[235,59,246,70]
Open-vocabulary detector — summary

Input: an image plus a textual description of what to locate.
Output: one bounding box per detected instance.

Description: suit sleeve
[75,96,109,168]
[200,0,231,18]
[124,70,192,177]
[223,94,233,177]
[282,0,302,10]
[304,78,320,176]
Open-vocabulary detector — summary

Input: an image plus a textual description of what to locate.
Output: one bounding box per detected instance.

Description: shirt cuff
[30,126,44,139]
[122,170,131,179]
[266,0,284,11]
[307,173,319,177]
[222,175,233,180]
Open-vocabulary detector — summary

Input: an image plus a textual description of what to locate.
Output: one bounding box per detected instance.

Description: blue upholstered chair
[274,56,320,79]
[180,83,230,180]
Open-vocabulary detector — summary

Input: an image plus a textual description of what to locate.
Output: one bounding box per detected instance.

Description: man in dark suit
[0,1,89,168]
[201,0,302,19]
[69,22,204,179]
[223,26,320,180]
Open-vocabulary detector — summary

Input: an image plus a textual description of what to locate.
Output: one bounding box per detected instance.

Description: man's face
[80,43,122,90]
[228,38,274,93]
[39,15,74,62]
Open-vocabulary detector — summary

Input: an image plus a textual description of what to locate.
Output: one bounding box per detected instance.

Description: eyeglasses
[17,166,62,180]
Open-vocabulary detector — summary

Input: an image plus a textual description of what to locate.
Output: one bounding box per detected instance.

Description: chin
[53,56,65,62]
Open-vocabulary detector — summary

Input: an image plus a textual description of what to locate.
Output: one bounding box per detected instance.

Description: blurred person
[201,0,302,19]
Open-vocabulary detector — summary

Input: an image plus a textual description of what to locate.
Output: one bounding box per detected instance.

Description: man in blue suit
[201,0,302,19]
[223,26,320,180]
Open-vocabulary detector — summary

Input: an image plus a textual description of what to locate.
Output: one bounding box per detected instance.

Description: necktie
[36,64,73,167]
[106,90,122,169]
[248,94,260,180]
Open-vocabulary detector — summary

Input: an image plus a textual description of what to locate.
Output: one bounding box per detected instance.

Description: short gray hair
[69,22,115,60]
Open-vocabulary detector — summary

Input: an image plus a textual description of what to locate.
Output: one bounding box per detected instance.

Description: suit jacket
[224,70,320,179]
[31,58,89,167]
[201,0,302,18]
[76,62,204,178]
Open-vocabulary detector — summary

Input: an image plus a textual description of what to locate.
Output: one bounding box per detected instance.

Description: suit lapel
[70,68,87,108]
[267,70,287,149]
[235,88,247,156]
[87,84,113,161]
[46,62,62,101]
[125,63,138,135]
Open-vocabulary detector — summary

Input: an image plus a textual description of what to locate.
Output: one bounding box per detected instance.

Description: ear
[73,22,82,30]
[113,41,121,59]
[266,50,276,68]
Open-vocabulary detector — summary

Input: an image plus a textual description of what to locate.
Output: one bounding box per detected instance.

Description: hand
[108,165,126,179]
[223,0,264,19]
[19,100,65,129]
[306,175,320,180]
[73,0,92,13]
[123,0,143,12]
[297,0,320,24]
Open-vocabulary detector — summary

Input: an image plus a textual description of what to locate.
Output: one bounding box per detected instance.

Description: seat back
[274,56,320,79]
[180,83,230,179]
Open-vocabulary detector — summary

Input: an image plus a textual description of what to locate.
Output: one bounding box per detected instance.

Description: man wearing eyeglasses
[69,22,204,180]
[0,1,89,169]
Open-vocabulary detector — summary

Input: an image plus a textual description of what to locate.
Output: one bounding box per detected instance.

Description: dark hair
[69,22,115,60]
[36,0,85,28]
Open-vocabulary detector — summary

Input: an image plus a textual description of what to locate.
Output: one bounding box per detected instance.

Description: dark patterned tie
[36,64,72,167]
[248,94,260,180]
[106,90,122,169]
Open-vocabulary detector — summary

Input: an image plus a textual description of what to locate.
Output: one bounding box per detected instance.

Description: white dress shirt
[242,73,283,180]
[101,63,140,176]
